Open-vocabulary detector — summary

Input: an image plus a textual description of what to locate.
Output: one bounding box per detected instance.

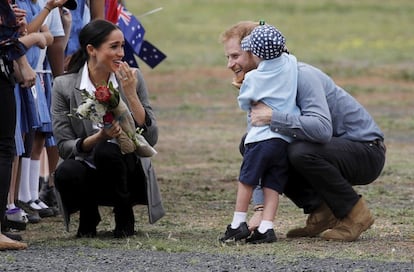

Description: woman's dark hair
[67,19,120,74]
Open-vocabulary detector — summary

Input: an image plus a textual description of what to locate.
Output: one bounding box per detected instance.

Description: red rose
[103,111,114,125]
[95,85,111,103]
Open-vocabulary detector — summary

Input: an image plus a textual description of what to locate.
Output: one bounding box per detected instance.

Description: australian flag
[138,40,167,68]
[108,2,166,69]
[117,6,146,55]
[123,41,139,68]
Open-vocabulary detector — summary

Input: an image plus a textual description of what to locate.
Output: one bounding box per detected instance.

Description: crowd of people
[0,0,164,251]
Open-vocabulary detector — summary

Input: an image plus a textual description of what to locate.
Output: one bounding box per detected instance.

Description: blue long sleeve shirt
[238,54,300,144]
[270,62,384,143]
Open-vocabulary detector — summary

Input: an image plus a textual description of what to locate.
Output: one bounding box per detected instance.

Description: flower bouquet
[70,82,157,157]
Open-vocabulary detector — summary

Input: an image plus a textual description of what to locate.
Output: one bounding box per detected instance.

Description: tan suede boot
[287,202,338,238]
[320,197,374,242]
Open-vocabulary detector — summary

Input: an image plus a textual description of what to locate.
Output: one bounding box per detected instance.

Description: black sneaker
[219,222,250,243]
[246,228,277,244]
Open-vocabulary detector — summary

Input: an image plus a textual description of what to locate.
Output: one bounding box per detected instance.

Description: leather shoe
[34,200,54,218]
[113,229,136,238]
[320,197,374,242]
[286,202,338,238]
[76,229,97,238]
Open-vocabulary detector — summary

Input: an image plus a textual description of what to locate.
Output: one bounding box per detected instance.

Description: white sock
[18,157,31,203]
[258,220,273,234]
[35,200,49,209]
[29,159,41,202]
[231,212,247,229]
[29,201,42,210]
[7,203,16,210]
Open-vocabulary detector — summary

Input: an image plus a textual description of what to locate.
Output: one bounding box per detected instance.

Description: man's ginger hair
[219,21,259,44]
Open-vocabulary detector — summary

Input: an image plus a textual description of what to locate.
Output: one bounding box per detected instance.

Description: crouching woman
[51,19,164,238]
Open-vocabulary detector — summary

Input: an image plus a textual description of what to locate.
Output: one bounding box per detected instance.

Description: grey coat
[51,67,164,224]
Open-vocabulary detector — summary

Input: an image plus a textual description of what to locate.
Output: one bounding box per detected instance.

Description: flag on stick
[138,40,167,68]
[105,1,166,69]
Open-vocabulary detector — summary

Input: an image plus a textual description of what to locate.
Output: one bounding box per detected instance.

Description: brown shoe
[248,205,263,232]
[0,234,28,250]
[320,197,374,242]
[286,202,338,238]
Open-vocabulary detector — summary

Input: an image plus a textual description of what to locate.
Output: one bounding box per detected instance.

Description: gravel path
[1,245,413,271]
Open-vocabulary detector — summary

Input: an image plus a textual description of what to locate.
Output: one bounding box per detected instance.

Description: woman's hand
[101,120,123,140]
[81,120,123,153]
[12,5,27,21]
[115,62,146,125]
[116,61,138,95]
[12,5,27,35]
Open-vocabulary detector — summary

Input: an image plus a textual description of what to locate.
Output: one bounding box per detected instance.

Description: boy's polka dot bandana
[241,24,286,60]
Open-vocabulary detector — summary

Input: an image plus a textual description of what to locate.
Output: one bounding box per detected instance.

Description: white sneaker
[6,208,29,224]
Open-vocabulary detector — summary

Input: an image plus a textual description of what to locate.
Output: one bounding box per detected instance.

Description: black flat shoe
[76,229,97,238]
[113,228,136,238]
[246,228,277,244]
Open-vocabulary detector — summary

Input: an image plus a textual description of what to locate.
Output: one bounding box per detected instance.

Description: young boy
[220,22,300,244]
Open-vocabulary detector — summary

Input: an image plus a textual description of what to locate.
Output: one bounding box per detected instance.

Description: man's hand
[250,102,272,126]
[231,80,242,89]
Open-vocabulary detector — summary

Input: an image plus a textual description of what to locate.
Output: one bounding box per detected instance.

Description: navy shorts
[239,138,289,193]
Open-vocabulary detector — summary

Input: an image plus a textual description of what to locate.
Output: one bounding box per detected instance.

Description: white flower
[74,98,107,124]
[94,103,106,115]
[76,99,94,119]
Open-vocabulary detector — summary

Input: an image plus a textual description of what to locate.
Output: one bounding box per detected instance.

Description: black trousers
[0,74,16,224]
[284,137,386,218]
[54,141,147,231]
